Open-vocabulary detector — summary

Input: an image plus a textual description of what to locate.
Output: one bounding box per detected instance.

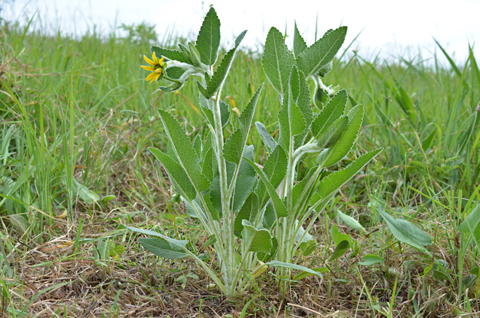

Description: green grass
[1,17,480,317]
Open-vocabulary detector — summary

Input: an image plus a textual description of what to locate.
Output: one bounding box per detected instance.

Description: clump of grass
[0,13,479,317]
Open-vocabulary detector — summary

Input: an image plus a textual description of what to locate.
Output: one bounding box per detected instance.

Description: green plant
[125,7,380,297]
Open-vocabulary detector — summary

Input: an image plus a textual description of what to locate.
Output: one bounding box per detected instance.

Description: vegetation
[0,8,479,317]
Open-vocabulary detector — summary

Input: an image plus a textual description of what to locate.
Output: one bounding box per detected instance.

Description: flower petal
[143,55,155,66]
[145,72,157,82]
[149,73,160,83]
[158,56,165,65]
[152,51,159,64]
[141,65,155,71]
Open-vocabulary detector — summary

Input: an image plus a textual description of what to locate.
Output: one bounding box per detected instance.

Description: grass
[0,15,480,317]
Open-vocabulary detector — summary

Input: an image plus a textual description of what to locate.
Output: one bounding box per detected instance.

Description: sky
[4,0,480,64]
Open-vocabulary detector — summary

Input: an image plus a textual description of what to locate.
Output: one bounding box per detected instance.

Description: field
[1,16,480,317]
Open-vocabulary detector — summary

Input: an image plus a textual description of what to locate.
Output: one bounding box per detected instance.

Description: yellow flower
[141,52,165,83]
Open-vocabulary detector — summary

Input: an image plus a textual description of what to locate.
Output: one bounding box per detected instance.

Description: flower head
[141,52,165,83]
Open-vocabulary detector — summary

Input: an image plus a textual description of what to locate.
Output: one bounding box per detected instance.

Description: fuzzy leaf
[330,240,350,261]
[262,27,295,97]
[198,93,230,128]
[151,46,188,63]
[157,110,210,194]
[268,261,323,278]
[195,7,221,65]
[458,205,480,243]
[255,146,287,208]
[337,210,366,233]
[293,22,307,58]
[311,89,347,139]
[149,147,197,200]
[245,158,288,219]
[317,149,381,200]
[297,26,347,78]
[206,30,247,98]
[255,122,277,153]
[322,104,364,167]
[359,254,384,266]
[234,192,260,237]
[315,116,348,148]
[278,86,306,151]
[139,238,188,259]
[242,220,272,254]
[377,208,432,253]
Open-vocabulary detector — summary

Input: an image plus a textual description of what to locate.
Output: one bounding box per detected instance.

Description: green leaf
[337,210,366,233]
[151,46,188,63]
[256,145,287,208]
[206,30,247,98]
[293,267,328,280]
[315,116,348,148]
[202,147,217,182]
[316,149,382,201]
[234,192,260,237]
[322,104,364,167]
[377,208,432,253]
[139,238,188,259]
[224,84,264,165]
[255,122,277,153]
[193,135,202,157]
[293,22,307,58]
[196,7,221,65]
[359,254,385,266]
[458,205,480,242]
[297,26,347,78]
[72,179,99,204]
[149,147,197,200]
[267,260,323,278]
[165,67,185,80]
[311,89,347,139]
[331,224,351,245]
[395,87,417,126]
[278,85,306,151]
[242,220,272,254]
[262,27,295,97]
[290,67,313,148]
[245,158,288,219]
[126,226,189,248]
[198,93,230,128]
[330,240,350,261]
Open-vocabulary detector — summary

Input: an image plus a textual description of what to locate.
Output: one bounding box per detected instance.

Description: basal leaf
[267,261,323,278]
[206,30,247,98]
[359,254,384,266]
[234,192,259,237]
[139,238,188,259]
[377,208,432,253]
[293,22,307,58]
[242,220,272,254]
[262,27,295,97]
[196,7,221,65]
[255,145,287,208]
[151,46,189,63]
[330,240,350,261]
[297,26,347,78]
[458,205,480,242]
[337,210,366,233]
[331,224,351,245]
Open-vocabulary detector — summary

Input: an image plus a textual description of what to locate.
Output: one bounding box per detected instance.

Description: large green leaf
[139,238,188,259]
[317,149,382,200]
[242,220,272,254]
[458,205,480,243]
[297,26,347,78]
[267,260,323,278]
[255,145,287,208]
[224,84,264,165]
[149,147,196,201]
[195,7,221,66]
[245,158,288,219]
[201,147,217,182]
[157,110,210,194]
[255,122,277,153]
[322,104,364,167]
[278,84,306,151]
[311,89,347,139]
[337,210,366,233]
[293,22,307,58]
[315,116,348,148]
[262,27,295,97]
[290,67,313,148]
[234,192,260,237]
[377,208,432,253]
[198,93,230,128]
[151,46,189,63]
[204,30,247,98]
[330,240,350,261]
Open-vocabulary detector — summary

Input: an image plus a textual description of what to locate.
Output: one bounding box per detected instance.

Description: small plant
[128,7,381,297]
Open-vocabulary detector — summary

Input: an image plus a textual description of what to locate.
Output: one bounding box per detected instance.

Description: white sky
[5,0,480,64]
